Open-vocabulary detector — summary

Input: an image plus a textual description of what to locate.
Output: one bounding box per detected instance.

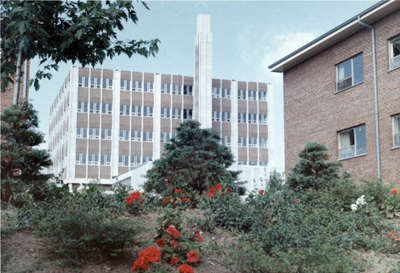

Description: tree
[144,120,241,199]
[1,102,52,206]
[1,0,160,103]
[288,142,342,191]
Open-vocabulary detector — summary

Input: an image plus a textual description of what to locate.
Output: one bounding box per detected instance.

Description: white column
[68,67,79,183]
[153,74,162,160]
[231,81,238,165]
[111,70,121,178]
[194,14,213,128]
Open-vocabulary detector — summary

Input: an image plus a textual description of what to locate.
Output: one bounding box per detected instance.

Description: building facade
[49,15,275,191]
[269,1,400,186]
[1,60,30,112]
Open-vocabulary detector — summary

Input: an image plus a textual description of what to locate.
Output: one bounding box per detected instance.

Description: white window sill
[391,146,400,151]
[338,153,367,161]
[335,81,364,94]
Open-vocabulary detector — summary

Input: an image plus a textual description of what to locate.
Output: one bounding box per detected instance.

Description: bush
[37,207,141,265]
[144,120,243,206]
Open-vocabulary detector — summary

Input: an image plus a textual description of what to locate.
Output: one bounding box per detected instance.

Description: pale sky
[29,0,375,171]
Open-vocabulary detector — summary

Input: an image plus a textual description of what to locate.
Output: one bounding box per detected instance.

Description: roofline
[268,0,393,72]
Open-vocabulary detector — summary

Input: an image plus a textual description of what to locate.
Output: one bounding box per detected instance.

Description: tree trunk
[12,40,23,105]
[22,59,28,102]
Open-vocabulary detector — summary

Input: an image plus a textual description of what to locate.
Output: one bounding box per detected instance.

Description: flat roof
[268,0,400,72]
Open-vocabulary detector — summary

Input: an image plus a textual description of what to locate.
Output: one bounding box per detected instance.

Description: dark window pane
[355,125,366,155]
[353,54,363,84]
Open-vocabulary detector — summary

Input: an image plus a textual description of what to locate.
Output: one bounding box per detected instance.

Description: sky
[29,0,375,171]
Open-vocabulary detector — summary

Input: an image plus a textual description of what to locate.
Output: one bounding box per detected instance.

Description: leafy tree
[144,120,241,199]
[288,142,342,191]
[1,0,160,103]
[1,102,52,207]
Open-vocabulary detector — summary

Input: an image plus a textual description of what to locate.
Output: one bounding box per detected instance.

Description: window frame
[392,113,400,148]
[336,53,363,92]
[389,34,400,70]
[338,124,367,160]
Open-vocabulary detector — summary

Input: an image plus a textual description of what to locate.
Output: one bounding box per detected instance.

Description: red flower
[259,189,265,195]
[178,264,194,273]
[193,231,203,242]
[182,197,190,202]
[156,238,165,247]
[187,250,199,263]
[132,256,148,271]
[215,184,222,192]
[167,226,181,239]
[387,231,397,237]
[392,189,399,195]
[139,246,161,263]
[393,236,400,242]
[162,197,169,205]
[126,191,142,205]
[295,199,301,203]
[208,192,215,198]
[209,187,215,194]
[170,256,180,265]
[226,186,231,192]
[175,188,183,194]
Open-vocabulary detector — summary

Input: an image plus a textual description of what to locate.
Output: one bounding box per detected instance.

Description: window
[161,107,170,118]
[76,153,86,164]
[336,53,363,91]
[89,128,100,139]
[120,79,131,91]
[130,155,140,167]
[103,78,113,89]
[259,137,267,148]
[259,114,267,124]
[119,155,129,167]
[101,128,112,140]
[119,129,129,141]
[131,105,141,116]
[184,85,192,96]
[389,35,400,70]
[120,104,130,116]
[393,114,400,147]
[76,127,87,138]
[161,82,170,93]
[143,106,153,117]
[161,132,169,143]
[249,137,257,147]
[238,89,246,100]
[213,87,220,98]
[172,108,181,119]
[100,154,111,166]
[172,84,181,94]
[101,103,112,114]
[143,131,153,142]
[259,91,267,101]
[183,109,192,120]
[338,124,366,159]
[221,136,231,146]
[131,130,141,141]
[238,136,247,147]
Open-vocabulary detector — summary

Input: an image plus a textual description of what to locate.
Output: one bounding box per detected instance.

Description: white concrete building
[48,14,280,192]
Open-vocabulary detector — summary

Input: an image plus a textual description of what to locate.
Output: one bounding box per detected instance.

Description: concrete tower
[194,14,213,128]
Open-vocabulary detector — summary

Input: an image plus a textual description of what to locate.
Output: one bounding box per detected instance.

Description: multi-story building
[269,1,400,186]
[49,15,276,191]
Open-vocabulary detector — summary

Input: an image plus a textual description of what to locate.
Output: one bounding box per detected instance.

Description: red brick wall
[283,10,400,186]
[0,61,30,112]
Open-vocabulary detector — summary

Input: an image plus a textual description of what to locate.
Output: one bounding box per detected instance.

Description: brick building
[269,0,400,186]
[0,60,30,112]
[49,15,277,191]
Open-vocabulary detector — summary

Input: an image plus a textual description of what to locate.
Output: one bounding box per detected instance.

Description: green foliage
[1,0,160,93]
[17,182,140,266]
[0,102,52,207]
[38,208,141,265]
[145,120,242,204]
[359,179,400,218]
[288,142,342,191]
